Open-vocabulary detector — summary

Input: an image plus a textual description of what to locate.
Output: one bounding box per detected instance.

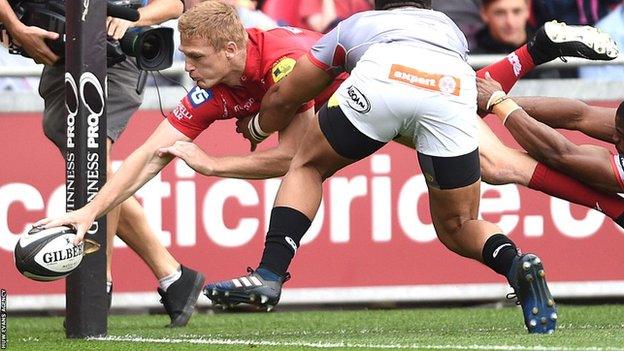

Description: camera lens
[141,33,160,60]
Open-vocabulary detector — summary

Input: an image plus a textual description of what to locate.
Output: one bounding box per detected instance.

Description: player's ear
[224,41,239,59]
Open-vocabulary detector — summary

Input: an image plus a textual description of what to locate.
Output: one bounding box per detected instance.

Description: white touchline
[92,336,624,351]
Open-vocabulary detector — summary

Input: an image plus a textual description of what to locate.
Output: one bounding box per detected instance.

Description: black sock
[258,207,312,278]
[482,234,519,276]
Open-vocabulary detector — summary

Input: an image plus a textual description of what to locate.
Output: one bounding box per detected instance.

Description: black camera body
[0,0,174,71]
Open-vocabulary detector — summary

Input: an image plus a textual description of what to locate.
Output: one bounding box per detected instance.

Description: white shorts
[331,43,478,157]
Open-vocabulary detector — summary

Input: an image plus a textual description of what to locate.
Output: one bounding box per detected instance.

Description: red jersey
[168,27,343,139]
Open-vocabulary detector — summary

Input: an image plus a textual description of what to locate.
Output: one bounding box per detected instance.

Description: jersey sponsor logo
[506,52,522,77]
[271,57,297,83]
[389,64,461,96]
[173,103,193,120]
[346,85,371,113]
[189,86,213,107]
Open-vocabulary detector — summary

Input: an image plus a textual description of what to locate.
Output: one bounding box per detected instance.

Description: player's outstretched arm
[478,74,618,194]
[161,108,315,179]
[514,96,616,143]
[36,120,191,243]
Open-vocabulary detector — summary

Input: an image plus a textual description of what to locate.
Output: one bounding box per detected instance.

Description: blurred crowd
[2,0,624,92]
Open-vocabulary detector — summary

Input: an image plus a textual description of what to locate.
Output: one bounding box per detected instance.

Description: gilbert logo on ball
[13,226,99,282]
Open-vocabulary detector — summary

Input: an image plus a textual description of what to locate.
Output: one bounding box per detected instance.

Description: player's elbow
[567,101,591,130]
[545,142,576,169]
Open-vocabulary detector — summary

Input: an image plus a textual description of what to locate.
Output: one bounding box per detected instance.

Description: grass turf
[6,304,624,350]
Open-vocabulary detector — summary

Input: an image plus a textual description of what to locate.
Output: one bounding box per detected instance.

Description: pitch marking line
[93,336,624,350]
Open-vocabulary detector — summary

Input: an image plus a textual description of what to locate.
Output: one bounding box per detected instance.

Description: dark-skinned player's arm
[256,55,334,136]
[478,74,619,194]
[514,96,616,143]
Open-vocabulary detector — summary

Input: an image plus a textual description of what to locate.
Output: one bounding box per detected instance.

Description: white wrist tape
[492,99,522,125]
[247,113,270,142]
[486,90,507,111]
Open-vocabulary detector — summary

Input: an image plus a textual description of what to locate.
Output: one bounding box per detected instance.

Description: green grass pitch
[6,304,624,350]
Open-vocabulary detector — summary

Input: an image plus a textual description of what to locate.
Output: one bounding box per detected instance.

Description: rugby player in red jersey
[35,2,343,245]
[479,73,624,195]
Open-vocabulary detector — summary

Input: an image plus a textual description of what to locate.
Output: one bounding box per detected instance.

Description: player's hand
[106,16,135,40]
[476,72,504,113]
[235,115,259,152]
[10,24,59,65]
[157,141,216,176]
[33,207,96,245]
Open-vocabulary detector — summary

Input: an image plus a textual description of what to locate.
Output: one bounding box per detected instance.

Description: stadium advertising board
[2,106,624,310]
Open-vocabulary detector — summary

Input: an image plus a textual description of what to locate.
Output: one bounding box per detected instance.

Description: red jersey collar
[240,29,263,84]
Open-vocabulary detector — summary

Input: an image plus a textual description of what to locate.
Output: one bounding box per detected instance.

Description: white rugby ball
[14,226,84,282]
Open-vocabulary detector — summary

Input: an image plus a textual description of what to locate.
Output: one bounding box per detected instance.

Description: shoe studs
[532,307,539,315]
[250,295,256,302]
[525,274,533,282]
[547,299,555,307]
[224,291,230,297]
[529,319,537,327]
[538,270,546,278]
[260,295,268,304]
[551,312,558,320]
[211,288,218,296]
[266,305,274,312]
[541,317,547,325]
[533,257,541,265]
[522,262,532,271]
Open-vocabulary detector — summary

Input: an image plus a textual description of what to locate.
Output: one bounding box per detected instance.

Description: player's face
[481,0,530,47]
[179,37,230,89]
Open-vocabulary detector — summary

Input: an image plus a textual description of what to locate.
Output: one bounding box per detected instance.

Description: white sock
[106,281,113,294]
[158,267,182,291]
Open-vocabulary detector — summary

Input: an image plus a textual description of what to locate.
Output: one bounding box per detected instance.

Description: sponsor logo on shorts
[346,85,371,113]
[388,64,460,96]
[189,86,213,107]
[507,52,522,77]
[272,57,297,83]
[173,103,193,120]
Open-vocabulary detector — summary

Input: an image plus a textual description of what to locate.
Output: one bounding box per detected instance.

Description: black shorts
[318,103,386,160]
[417,148,481,189]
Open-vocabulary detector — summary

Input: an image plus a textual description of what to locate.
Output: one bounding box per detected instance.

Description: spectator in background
[532,0,620,26]
[432,0,483,49]
[579,2,624,80]
[299,0,372,32]
[473,0,573,78]
[472,0,531,54]
[260,0,305,27]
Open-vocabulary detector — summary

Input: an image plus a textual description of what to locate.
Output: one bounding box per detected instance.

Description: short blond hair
[178,1,247,49]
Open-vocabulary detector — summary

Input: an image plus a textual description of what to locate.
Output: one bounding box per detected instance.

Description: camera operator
[0,0,59,64]
[2,0,205,327]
